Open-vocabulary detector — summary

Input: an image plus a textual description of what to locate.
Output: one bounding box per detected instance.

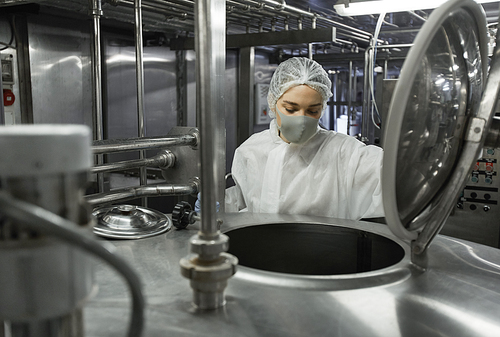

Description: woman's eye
[308,110,319,115]
[285,108,295,113]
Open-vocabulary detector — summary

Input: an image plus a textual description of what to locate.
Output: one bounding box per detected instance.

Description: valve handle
[172,201,196,229]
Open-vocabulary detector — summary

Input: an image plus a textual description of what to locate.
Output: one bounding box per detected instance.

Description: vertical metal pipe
[347,61,352,135]
[89,0,105,193]
[362,46,372,142]
[196,0,226,238]
[0,58,4,125]
[134,0,148,206]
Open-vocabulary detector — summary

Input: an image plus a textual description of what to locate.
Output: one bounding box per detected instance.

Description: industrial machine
[2,0,500,336]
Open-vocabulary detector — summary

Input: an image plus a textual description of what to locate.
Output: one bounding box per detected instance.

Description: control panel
[443,147,500,248]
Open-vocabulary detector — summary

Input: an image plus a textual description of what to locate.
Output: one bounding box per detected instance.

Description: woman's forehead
[280,85,322,104]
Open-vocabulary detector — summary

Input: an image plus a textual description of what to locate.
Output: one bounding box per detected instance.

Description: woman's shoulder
[318,130,382,154]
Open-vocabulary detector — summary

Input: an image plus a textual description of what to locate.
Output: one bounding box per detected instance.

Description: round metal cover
[382,0,488,241]
[93,205,172,239]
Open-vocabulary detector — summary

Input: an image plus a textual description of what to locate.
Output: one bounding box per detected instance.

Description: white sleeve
[348,144,385,219]
[225,185,247,212]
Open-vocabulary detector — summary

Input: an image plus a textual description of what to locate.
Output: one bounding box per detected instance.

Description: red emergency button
[3,89,15,106]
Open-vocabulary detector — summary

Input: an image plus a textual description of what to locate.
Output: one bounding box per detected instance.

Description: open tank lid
[92,204,172,239]
[382,0,493,249]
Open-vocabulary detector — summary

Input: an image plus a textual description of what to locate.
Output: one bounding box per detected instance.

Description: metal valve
[172,201,199,229]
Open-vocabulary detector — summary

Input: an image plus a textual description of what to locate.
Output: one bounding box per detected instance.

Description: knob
[172,201,198,229]
[484,205,491,212]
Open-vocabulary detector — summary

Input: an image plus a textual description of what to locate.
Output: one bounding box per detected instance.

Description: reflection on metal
[0,125,93,335]
[91,149,175,174]
[93,204,172,239]
[361,44,412,142]
[484,117,500,148]
[180,0,238,311]
[84,213,500,336]
[89,0,105,194]
[382,0,490,267]
[85,180,199,206]
[92,132,198,154]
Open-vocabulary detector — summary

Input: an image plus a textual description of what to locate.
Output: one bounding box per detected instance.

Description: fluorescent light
[334,0,500,16]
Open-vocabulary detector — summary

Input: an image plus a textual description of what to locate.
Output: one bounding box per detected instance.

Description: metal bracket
[465,117,486,143]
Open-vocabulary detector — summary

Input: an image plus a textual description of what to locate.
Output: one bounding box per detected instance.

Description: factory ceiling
[0,0,498,55]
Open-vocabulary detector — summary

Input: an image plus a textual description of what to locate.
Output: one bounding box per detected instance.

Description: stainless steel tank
[83,0,500,336]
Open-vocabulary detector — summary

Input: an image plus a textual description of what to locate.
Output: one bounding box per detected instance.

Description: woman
[225,57,383,220]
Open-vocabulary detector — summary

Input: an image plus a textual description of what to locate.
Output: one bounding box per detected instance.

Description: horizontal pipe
[85,182,198,206]
[92,134,197,154]
[91,150,175,174]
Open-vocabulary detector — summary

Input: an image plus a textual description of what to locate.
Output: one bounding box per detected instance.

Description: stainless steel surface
[93,204,172,239]
[90,0,105,194]
[159,127,200,184]
[383,0,489,251]
[0,125,94,336]
[195,0,225,236]
[84,181,198,206]
[484,117,500,148]
[92,133,197,154]
[134,0,148,199]
[180,0,237,311]
[0,191,145,337]
[84,212,500,336]
[91,149,175,174]
[28,15,93,126]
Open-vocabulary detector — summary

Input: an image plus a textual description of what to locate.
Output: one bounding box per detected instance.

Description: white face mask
[276,106,319,144]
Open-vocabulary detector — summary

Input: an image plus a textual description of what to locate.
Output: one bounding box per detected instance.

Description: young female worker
[225,57,384,220]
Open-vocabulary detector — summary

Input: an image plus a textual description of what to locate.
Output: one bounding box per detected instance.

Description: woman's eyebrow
[283,100,322,107]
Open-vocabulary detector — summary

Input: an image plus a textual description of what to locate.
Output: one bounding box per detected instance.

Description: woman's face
[275,85,322,130]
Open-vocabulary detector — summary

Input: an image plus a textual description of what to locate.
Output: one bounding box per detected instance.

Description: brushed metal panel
[28,14,92,126]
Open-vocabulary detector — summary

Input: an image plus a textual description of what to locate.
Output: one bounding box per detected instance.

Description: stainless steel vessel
[84,1,500,336]
[84,213,500,337]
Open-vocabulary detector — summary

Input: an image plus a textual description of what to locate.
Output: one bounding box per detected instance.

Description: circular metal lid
[382,0,489,242]
[93,205,172,239]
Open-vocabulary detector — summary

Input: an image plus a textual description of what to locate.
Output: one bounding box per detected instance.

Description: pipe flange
[189,233,229,257]
[180,252,238,309]
[180,252,238,282]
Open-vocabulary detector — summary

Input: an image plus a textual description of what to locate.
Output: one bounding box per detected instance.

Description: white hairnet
[267,57,333,118]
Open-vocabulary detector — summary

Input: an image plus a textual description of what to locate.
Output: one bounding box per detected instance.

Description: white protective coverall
[225,119,384,220]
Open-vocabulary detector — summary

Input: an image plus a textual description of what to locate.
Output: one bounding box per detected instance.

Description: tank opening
[226,223,405,275]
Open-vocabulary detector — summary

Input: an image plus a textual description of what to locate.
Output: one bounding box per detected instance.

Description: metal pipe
[0,191,145,337]
[91,150,175,174]
[362,46,371,142]
[85,181,198,206]
[134,0,147,207]
[89,0,105,193]
[362,43,413,141]
[92,133,198,154]
[196,0,225,238]
[348,60,352,135]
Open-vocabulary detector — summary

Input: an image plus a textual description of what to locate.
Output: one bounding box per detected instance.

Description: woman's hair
[267,57,333,118]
